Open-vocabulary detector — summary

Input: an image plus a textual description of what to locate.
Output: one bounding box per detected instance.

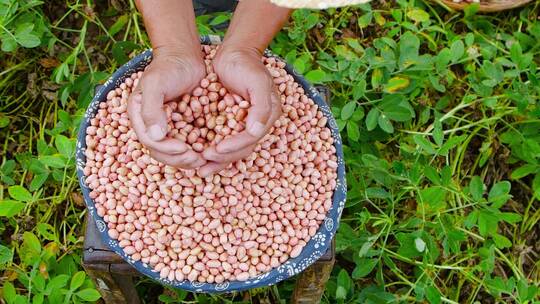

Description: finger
[245,82,275,138]
[198,162,230,178]
[128,94,188,154]
[150,149,207,169]
[266,91,282,127]
[202,144,256,163]
[214,132,257,154]
[139,72,169,141]
[131,83,142,96]
[215,92,281,154]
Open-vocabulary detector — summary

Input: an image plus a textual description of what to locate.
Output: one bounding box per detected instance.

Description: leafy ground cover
[0,0,539,303]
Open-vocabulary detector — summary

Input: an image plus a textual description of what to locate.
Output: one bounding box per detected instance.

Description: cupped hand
[199,46,282,177]
[127,46,207,169]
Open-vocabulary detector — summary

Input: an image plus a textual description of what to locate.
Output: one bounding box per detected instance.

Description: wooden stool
[82,86,336,304]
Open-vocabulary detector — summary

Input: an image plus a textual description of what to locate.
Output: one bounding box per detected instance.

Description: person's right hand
[127,46,207,169]
[198,46,282,177]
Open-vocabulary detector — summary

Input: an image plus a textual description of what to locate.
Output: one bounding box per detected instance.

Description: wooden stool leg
[84,267,141,304]
[291,240,335,304]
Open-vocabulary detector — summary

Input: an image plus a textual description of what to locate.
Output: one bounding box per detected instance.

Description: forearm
[135,0,201,55]
[222,0,292,53]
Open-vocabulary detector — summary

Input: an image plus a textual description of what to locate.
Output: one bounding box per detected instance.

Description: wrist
[136,0,201,59]
[220,38,266,55]
[153,44,203,61]
[221,40,263,53]
[221,0,291,54]
[151,31,201,59]
[216,43,262,64]
[152,46,205,79]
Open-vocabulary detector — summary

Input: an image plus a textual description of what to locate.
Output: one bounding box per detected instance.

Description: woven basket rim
[437,0,532,12]
[269,0,371,9]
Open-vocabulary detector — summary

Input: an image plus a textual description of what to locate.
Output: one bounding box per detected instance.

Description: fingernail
[198,168,210,178]
[271,92,280,104]
[193,158,207,168]
[132,93,142,103]
[183,152,198,163]
[203,147,215,158]
[217,143,233,154]
[247,121,266,138]
[147,124,165,141]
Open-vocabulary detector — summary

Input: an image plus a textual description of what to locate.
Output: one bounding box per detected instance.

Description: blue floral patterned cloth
[76,35,346,293]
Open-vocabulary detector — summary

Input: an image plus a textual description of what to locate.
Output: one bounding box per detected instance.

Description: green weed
[0,0,538,303]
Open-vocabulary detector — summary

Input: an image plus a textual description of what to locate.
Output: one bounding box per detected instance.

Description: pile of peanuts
[164,47,249,151]
[84,45,338,284]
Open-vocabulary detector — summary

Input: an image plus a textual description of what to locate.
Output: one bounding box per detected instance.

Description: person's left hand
[198,46,282,177]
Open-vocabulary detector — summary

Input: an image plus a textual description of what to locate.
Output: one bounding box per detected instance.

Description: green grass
[1,0,539,303]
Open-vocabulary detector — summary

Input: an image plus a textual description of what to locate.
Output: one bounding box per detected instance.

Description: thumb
[245,84,275,138]
[140,73,168,141]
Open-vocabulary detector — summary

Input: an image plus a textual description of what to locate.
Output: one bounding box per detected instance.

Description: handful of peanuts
[84,45,338,283]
